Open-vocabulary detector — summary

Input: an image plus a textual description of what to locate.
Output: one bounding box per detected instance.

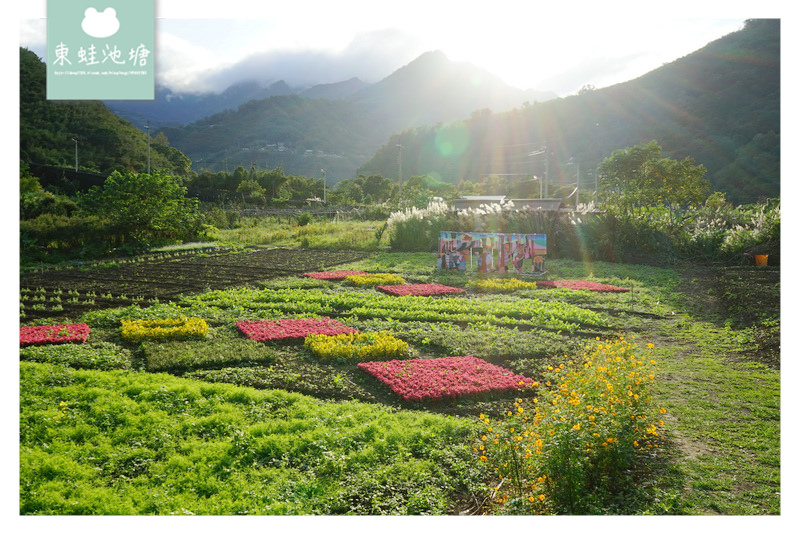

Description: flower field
[18,249,780,516]
[305,331,409,360]
[20,322,90,347]
[468,278,538,293]
[536,280,630,292]
[345,273,406,286]
[121,316,209,342]
[358,356,534,401]
[237,317,357,342]
[376,283,467,296]
[303,270,368,280]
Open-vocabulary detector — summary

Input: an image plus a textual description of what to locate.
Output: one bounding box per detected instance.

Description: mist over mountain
[300,78,371,100]
[107,50,556,130]
[106,80,295,129]
[348,50,557,133]
[153,50,558,179]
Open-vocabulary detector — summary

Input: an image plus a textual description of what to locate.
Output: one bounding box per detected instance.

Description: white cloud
[155,30,234,92]
[19,18,45,57]
[14,1,765,95]
[158,24,426,93]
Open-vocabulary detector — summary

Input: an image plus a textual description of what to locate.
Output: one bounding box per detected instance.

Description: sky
[5,3,800,524]
[16,0,778,97]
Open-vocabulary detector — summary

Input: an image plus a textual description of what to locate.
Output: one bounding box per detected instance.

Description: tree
[330,179,364,205]
[79,170,203,249]
[597,141,710,219]
[356,174,393,203]
[257,167,289,202]
[236,179,266,204]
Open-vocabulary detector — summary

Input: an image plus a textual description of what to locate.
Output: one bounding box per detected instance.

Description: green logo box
[46,0,154,100]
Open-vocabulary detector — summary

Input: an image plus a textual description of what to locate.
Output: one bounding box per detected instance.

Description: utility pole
[71,137,78,171]
[544,150,549,198]
[395,144,403,188]
[321,168,327,203]
[145,121,151,173]
[527,147,547,198]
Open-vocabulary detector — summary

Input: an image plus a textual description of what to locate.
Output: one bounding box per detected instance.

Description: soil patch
[20,247,373,322]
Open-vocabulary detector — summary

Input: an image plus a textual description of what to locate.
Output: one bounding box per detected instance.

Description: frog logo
[81,7,120,38]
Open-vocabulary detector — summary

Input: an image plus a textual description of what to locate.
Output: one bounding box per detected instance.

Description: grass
[648,318,780,514]
[207,218,384,251]
[20,362,482,515]
[17,251,781,515]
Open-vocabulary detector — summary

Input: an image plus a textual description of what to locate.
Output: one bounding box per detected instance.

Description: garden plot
[20,248,373,322]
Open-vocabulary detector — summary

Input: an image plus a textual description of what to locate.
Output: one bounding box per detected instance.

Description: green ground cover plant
[20,362,483,515]
[181,286,606,333]
[141,338,278,373]
[18,252,780,516]
[20,341,132,371]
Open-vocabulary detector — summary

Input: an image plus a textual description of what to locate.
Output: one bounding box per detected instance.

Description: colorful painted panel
[437,232,546,274]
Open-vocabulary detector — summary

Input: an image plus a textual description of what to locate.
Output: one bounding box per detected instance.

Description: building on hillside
[451,195,562,211]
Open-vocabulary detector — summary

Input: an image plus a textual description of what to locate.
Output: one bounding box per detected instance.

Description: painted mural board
[437,232,546,274]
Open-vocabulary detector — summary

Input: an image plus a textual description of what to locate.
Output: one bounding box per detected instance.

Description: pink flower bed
[20,323,90,347]
[537,280,630,292]
[303,270,367,280]
[236,318,357,342]
[376,283,466,296]
[357,355,534,401]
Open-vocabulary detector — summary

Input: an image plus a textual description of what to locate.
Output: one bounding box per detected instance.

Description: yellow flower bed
[305,331,409,360]
[345,273,406,287]
[468,278,538,293]
[120,317,209,342]
[475,337,665,513]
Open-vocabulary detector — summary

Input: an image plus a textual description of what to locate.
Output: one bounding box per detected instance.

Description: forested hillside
[359,19,779,204]
[154,51,556,182]
[19,48,192,176]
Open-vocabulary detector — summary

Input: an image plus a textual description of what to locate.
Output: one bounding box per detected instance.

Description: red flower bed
[537,280,630,292]
[302,270,367,280]
[236,318,357,342]
[20,323,90,347]
[357,355,533,401]
[376,283,466,296]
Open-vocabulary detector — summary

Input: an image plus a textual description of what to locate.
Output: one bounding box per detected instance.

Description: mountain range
[359,19,780,204]
[150,50,558,180]
[106,52,555,130]
[21,19,779,205]
[152,20,779,203]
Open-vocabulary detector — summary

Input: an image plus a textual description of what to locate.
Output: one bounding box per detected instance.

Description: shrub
[296,212,313,226]
[120,317,209,342]
[305,331,409,361]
